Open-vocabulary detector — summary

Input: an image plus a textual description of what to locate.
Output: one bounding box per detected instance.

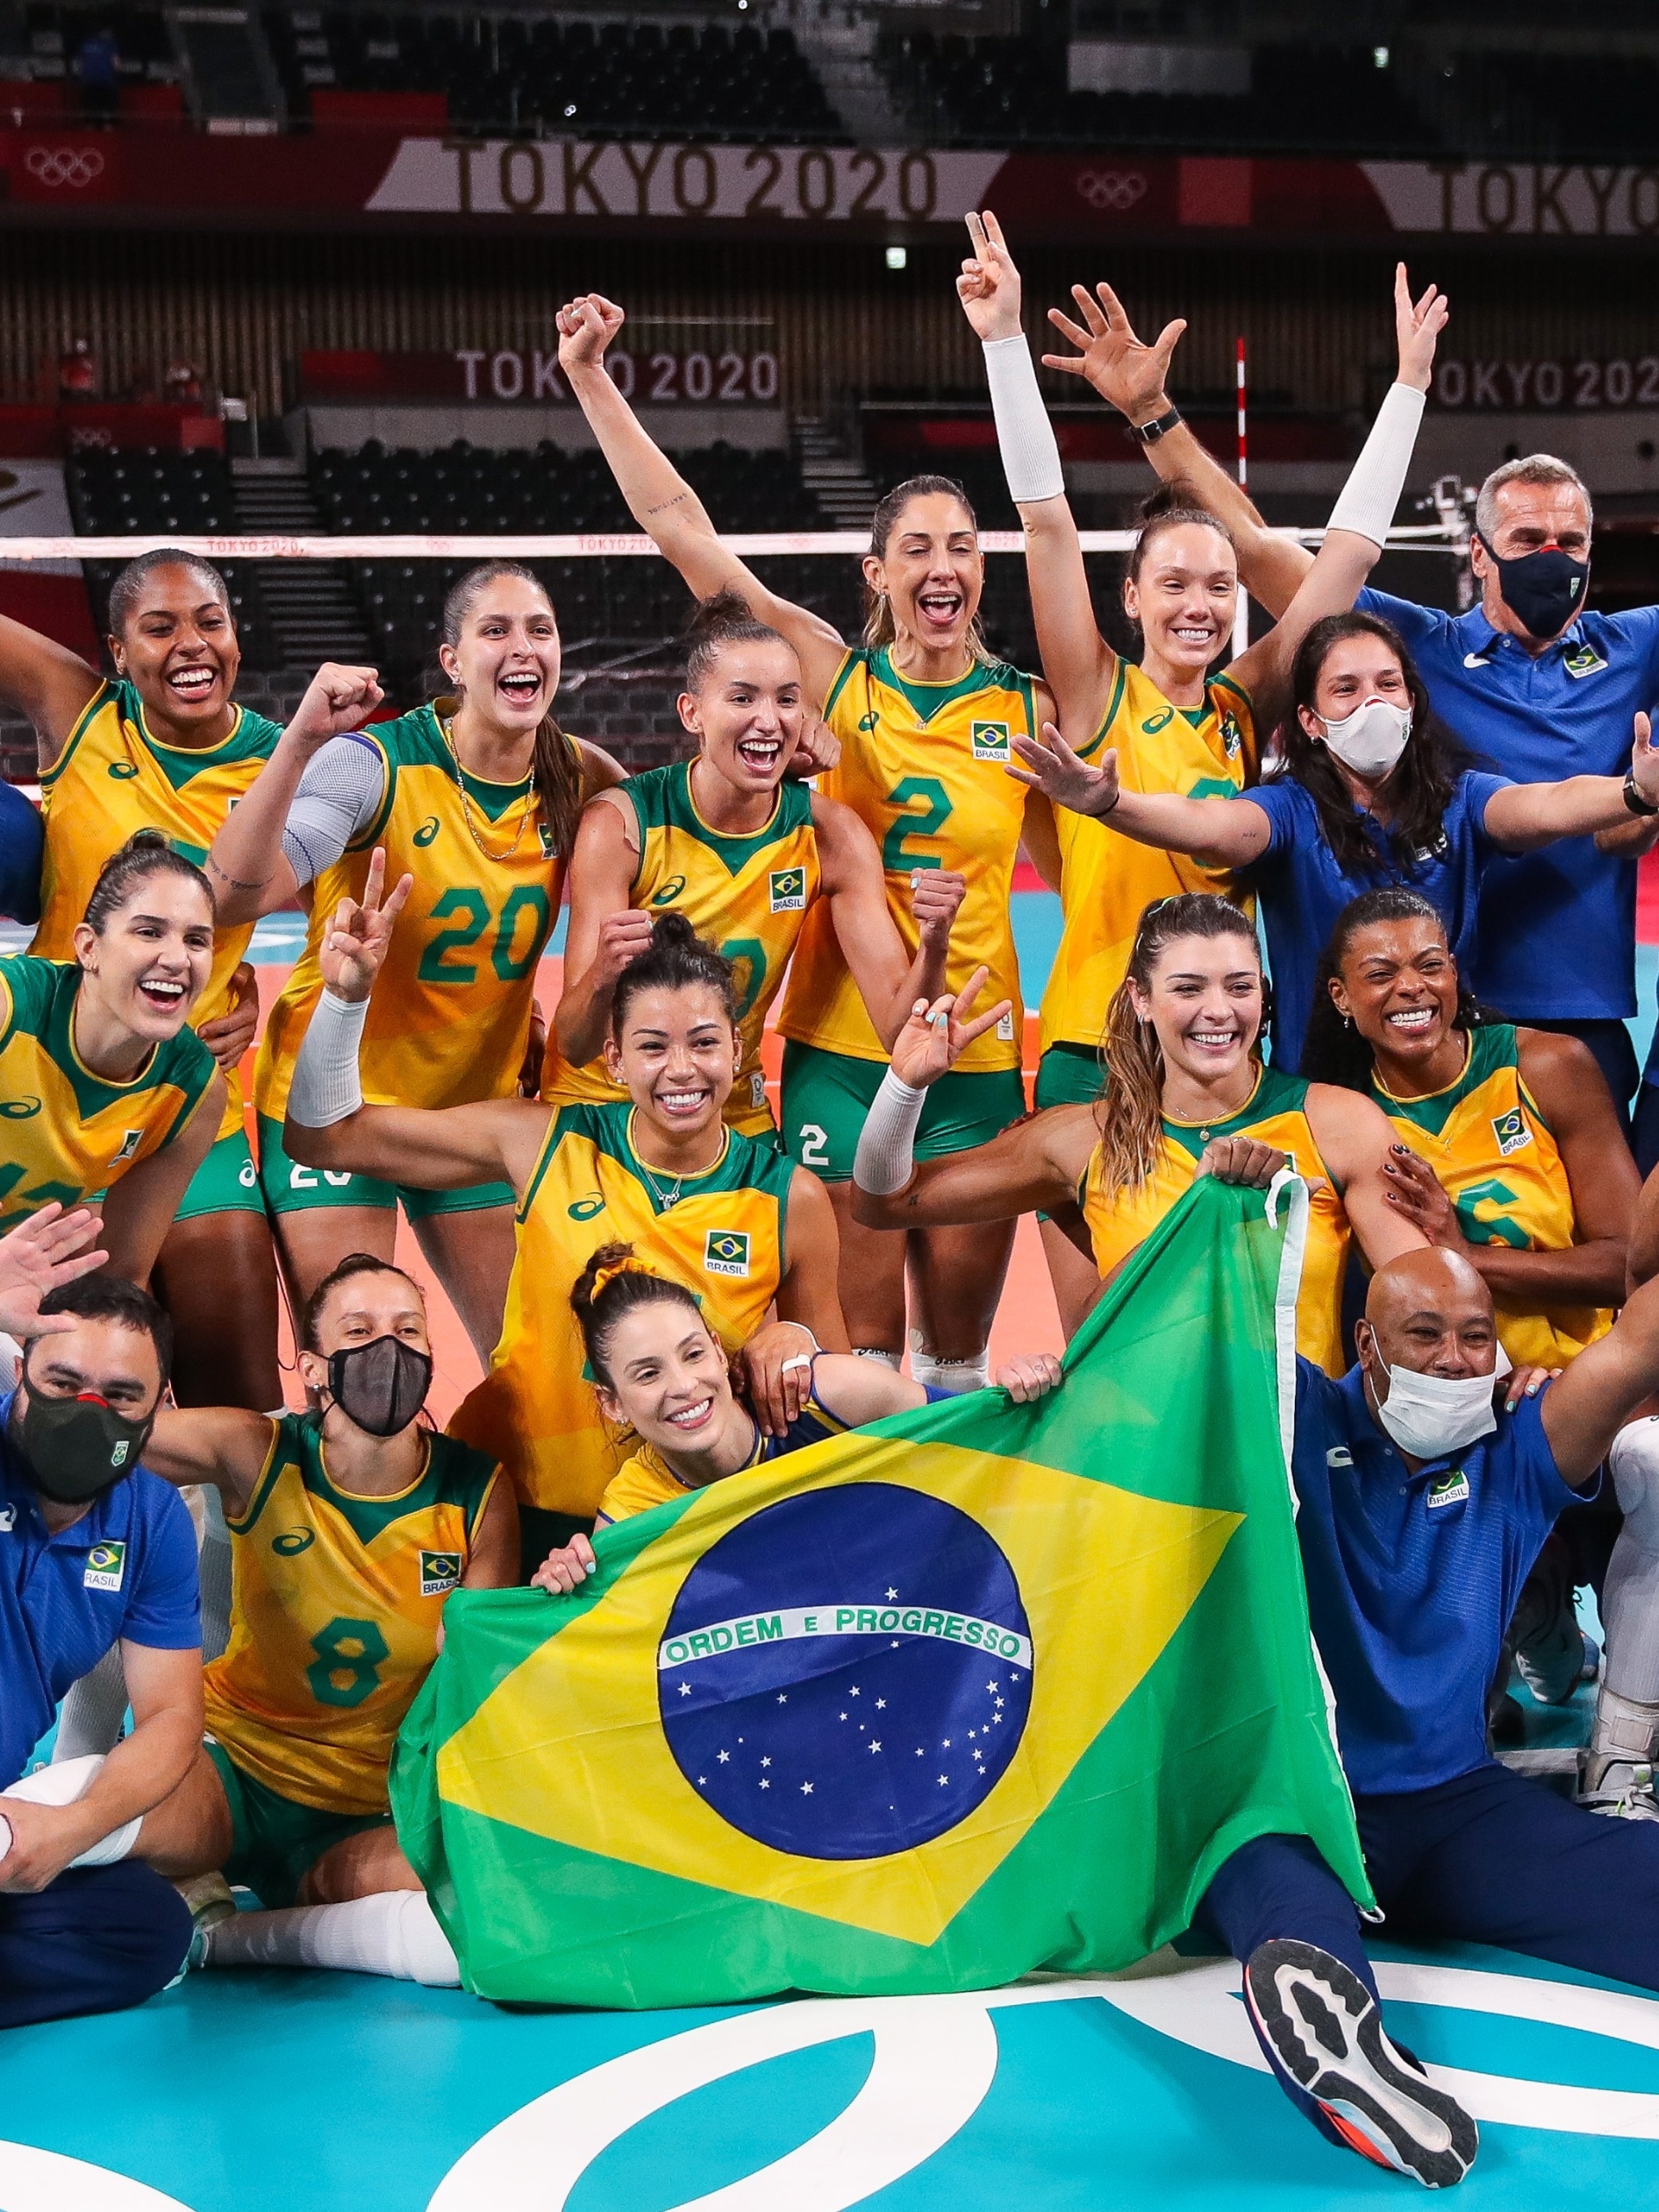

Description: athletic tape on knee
[0,1752,140,1866]
[908,1341,990,1395]
[983,335,1064,506]
[51,1642,130,1762]
[208,1890,460,1985]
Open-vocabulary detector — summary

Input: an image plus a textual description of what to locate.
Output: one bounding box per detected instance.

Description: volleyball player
[959,213,1444,1327]
[209,565,625,1360]
[546,590,965,1133]
[5,553,280,1409]
[853,896,1428,1371]
[281,866,846,1571]
[555,292,1047,1394]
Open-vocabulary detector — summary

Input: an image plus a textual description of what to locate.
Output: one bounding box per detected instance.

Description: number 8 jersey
[256,703,572,1121]
[776,646,1036,1075]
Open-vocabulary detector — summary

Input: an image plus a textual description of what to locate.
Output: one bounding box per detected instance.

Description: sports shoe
[1578,1755,1659,1822]
[1243,1939,1478,2187]
[1511,1544,1595,1707]
[175,1870,236,1974]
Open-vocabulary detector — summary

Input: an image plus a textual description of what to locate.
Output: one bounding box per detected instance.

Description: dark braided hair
[1300,886,1491,1090]
[609,910,740,1038]
[106,549,232,639]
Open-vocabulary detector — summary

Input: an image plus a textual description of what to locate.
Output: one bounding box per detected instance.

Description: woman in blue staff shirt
[1012,609,1659,1067]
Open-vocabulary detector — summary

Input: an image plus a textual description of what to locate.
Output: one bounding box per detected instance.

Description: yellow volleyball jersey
[1373,1022,1612,1369]
[1080,1064,1350,1374]
[776,646,1035,1072]
[447,1099,797,1517]
[33,679,283,1138]
[541,760,819,1138]
[204,1412,498,1816]
[1040,663,1257,1055]
[0,956,215,1231]
[596,1391,852,1525]
[256,703,571,1122]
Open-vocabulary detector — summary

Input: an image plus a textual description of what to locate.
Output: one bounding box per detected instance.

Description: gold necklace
[439,711,538,863]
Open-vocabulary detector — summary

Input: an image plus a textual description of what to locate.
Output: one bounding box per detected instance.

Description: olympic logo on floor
[1075,169,1148,212]
[23,146,106,189]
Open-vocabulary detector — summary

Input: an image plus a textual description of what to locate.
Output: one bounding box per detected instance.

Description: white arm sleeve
[1322,382,1427,548]
[281,735,386,888]
[286,988,368,1128]
[983,335,1065,506]
[853,1068,929,1196]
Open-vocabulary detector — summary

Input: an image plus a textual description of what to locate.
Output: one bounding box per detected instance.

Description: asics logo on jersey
[970,720,1011,762]
[0,1096,41,1118]
[272,1529,316,1556]
[420,1550,462,1596]
[83,1540,126,1591]
[1491,1109,1533,1156]
[858,713,879,731]
[413,817,440,846]
[568,1192,607,1221]
[769,867,806,912]
[704,1230,751,1277]
[653,876,687,906]
[1141,709,1175,734]
[107,760,140,779]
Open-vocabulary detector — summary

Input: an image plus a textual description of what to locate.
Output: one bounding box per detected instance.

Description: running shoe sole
[1244,1939,1478,2187]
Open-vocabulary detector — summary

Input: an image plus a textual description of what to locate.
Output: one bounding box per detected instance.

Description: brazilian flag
[393,1177,1368,2008]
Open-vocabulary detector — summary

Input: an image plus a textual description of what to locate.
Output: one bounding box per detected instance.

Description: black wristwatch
[1624,771,1659,817]
[1132,404,1183,446]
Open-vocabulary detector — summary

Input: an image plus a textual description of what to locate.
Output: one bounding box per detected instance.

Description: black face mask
[1477,532,1590,642]
[18,1379,154,1508]
[326,1336,432,1438]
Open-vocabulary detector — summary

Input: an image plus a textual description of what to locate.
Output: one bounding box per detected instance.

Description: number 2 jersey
[777,646,1036,1074]
[540,759,820,1136]
[256,703,571,1123]
[204,1412,499,1816]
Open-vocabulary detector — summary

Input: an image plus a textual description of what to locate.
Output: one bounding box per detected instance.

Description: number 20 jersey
[776,646,1035,1074]
[256,703,571,1121]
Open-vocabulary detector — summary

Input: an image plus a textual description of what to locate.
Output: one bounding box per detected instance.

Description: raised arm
[1484,713,1659,851]
[557,295,847,706]
[551,794,656,1069]
[960,211,1114,735]
[0,612,103,769]
[145,1405,277,1517]
[1005,719,1272,868]
[813,795,965,1047]
[1543,1272,1659,1487]
[205,663,386,923]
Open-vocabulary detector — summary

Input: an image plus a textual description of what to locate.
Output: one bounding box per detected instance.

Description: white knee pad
[1612,1417,1659,1543]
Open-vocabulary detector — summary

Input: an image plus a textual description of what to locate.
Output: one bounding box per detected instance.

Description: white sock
[52,1640,131,1761]
[851,1347,903,1372]
[0,1752,140,1866]
[909,1337,990,1395]
[205,1890,460,1985]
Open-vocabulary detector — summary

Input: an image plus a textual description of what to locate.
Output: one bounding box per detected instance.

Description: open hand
[0,1204,107,1343]
[1008,721,1119,817]
[557,295,625,374]
[197,960,260,1073]
[1393,263,1449,393]
[1041,280,1185,427]
[956,209,1024,344]
[318,846,411,1004]
[890,967,1012,1090]
[533,1532,596,1596]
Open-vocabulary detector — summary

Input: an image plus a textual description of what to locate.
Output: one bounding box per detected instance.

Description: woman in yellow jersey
[4,551,281,1406]
[851,896,1427,1373]
[958,213,1447,1327]
[555,293,1048,1393]
[134,1253,515,1983]
[207,564,626,1361]
[0,831,222,1281]
[281,873,847,1570]
[1301,887,1637,1370]
[547,591,964,1134]
[532,1245,1062,1591]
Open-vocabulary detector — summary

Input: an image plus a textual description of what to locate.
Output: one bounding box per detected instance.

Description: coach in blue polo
[1070,295,1659,1137]
[0,1229,200,2028]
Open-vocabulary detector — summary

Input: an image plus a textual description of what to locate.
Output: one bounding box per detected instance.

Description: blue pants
[0,1862,190,2029]
[1199,1759,1659,1995]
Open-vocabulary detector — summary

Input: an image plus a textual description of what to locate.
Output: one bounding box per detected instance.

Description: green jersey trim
[632,759,813,880]
[232,1412,496,1548]
[1079,661,1127,763]
[36,959,214,1132]
[1371,1024,1520,1142]
[1162,1063,1310,1160]
[870,646,1033,727]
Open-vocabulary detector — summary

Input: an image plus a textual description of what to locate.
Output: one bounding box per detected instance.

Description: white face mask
[1319,696,1412,780]
[1368,1344,1511,1462]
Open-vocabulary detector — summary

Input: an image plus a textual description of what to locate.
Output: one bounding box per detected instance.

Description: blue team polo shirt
[0,1392,200,1789]
[0,777,41,924]
[1357,588,1659,1021]
[1248,767,1511,1071]
[1290,1360,1581,1795]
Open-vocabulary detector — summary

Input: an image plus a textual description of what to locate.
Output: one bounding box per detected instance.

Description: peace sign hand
[956,209,1024,344]
[889,967,1012,1091]
[318,846,412,1005]
[1041,281,1186,429]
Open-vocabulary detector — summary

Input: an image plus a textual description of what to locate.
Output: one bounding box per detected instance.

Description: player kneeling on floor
[134,1252,518,1983]
[0,1225,203,2029]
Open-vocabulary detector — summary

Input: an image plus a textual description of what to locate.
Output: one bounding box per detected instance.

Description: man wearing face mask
[0,1255,204,2029]
[1196,1242,1659,2183]
[128,1252,518,1985]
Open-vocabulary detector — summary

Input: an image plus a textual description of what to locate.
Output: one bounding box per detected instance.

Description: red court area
[255,953,1066,1427]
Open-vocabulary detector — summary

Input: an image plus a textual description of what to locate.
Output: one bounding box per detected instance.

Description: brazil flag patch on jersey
[768,867,807,912]
[420,1550,463,1597]
[704,1229,752,1277]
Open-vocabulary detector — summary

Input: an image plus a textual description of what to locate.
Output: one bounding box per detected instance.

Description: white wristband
[983,335,1065,506]
[287,988,368,1128]
[1324,382,1427,548]
[853,1067,929,1196]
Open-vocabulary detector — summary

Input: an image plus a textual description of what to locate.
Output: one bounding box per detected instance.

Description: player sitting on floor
[533,1242,1062,1593]
[132,1252,517,1985]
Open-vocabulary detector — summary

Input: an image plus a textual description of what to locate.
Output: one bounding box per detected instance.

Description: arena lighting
[887,246,908,270]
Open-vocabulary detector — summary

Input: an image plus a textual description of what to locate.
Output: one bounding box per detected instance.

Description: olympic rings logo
[1075,168,1148,212]
[24,146,106,189]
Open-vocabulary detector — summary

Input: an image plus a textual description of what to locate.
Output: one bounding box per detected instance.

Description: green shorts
[205,1738,389,1909]
[780,1040,1026,1183]
[1034,1040,1105,1112]
[256,1115,514,1222]
[175,1127,268,1223]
